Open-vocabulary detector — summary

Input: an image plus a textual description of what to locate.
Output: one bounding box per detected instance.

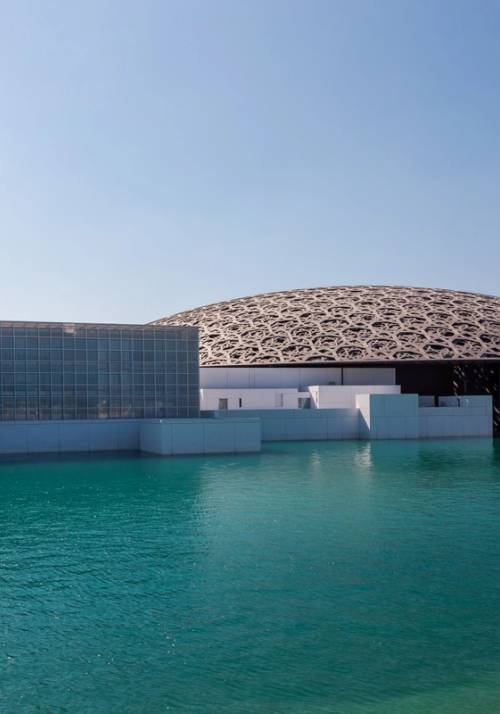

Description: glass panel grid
[0,324,199,421]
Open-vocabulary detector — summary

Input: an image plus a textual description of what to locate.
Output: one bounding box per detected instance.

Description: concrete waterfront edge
[206,394,493,442]
[0,417,262,456]
[0,394,493,457]
[139,418,261,455]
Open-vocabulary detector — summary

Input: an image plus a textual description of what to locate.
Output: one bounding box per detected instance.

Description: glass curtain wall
[0,323,199,420]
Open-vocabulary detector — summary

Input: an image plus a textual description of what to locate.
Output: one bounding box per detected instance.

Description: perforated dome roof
[152,286,500,366]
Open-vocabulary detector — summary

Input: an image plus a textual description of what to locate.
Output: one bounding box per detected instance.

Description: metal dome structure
[152,286,500,366]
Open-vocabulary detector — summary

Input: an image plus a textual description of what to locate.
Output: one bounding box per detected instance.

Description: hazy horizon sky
[1,0,500,323]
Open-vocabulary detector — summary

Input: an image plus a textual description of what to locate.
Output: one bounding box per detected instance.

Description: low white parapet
[0,394,492,457]
[356,394,419,439]
[203,408,361,441]
[309,384,400,409]
[0,418,143,455]
[140,418,261,455]
[356,393,493,439]
[199,366,396,389]
[419,395,492,438]
[0,417,262,457]
[200,383,401,411]
[200,387,300,411]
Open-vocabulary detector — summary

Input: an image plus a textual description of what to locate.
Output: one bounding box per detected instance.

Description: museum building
[0,286,497,456]
[152,285,500,434]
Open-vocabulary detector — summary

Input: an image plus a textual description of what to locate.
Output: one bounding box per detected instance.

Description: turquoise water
[2,439,500,714]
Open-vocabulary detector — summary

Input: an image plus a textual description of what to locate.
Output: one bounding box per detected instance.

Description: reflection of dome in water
[151,286,500,366]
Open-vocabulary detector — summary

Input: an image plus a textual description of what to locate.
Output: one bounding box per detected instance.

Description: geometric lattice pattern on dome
[151,286,500,366]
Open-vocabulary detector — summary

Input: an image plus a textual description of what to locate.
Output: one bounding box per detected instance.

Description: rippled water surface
[2,439,500,713]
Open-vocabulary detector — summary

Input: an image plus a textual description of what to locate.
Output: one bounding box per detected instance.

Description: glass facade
[0,322,199,421]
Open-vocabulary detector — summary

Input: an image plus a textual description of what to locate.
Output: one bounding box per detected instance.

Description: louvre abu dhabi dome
[152,286,500,366]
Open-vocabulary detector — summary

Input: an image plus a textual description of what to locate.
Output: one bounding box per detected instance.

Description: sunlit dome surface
[152,286,500,366]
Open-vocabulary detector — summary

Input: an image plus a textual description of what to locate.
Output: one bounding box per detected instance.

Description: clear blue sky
[1,0,499,323]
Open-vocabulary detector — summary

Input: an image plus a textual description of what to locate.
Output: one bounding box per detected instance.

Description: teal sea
[2,439,500,713]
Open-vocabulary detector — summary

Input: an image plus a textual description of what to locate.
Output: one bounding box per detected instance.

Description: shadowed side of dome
[151,286,500,366]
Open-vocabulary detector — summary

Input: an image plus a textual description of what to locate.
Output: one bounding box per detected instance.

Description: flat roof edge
[0,320,198,330]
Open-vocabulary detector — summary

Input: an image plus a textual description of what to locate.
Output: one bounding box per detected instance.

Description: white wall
[200,366,343,389]
[201,383,400,411]
[309,384,400,409]
[140,418,261,455]
[0,393,492,457]
[419,396,492,437]
[200,388,301,411]
[0,417,262,456]
[200,366,396,389]
[356,393,493,439]
[211,408,360,441]
[0,419,142,455]
[356,393,419,439]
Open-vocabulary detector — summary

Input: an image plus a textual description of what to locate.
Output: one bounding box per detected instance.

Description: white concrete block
[171,421,205,454]
[386,418,404,439]
[326,418,341,439]
[140,422,160,453]
[344,414,360,438]
[306,417,328,440]
[58,423,90,452]
[116,421,140,450]
[140,418,261,455]
[227,368,251,388]
[254,369,280,388]
[234,420,261,452]
[377,421,391,439]
[1,424,28,453]
[204,421,234,453]
[384,394,418,417]
[381,418,399,439]
[405,417,419,439]
[478,415,493,436]
[89,422,117,451]
[200,368,228,388]
[418,407,435,417]
[444,419,454,437]
[26,424,59,453]
[262,419,286,441]
[285,418,307,440]
[312,385,400,410]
